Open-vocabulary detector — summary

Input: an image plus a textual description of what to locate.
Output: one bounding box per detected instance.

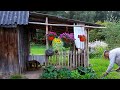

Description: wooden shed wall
[0,27,19,74]
[18,26,30,73]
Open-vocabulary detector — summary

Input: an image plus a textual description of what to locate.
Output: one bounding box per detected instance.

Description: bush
[77,66,88,75]
[57,67,71,79]
[70,70,81,79]
[41,65,97,79]
[41,66,71,79]
[77,66,97,79]
[89,41,108,58]
[90,21,120,49]
[41,65,58,79]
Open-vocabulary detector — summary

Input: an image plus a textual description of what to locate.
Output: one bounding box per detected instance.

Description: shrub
[41,65,58,79]
[90,21,120,49]
[77,66,88,75]
[89,41,108,58]
[41,65,97,79]
[77,66,97,79]
[57,67,71,79]
[70,70,81,79]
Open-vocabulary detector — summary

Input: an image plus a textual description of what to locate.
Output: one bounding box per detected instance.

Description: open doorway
[27,25,47,71]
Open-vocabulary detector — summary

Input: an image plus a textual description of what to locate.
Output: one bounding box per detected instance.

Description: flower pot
[48,36,54,41]
[78,35,86,42]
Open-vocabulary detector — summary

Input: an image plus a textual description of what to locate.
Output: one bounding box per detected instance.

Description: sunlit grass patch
[90,58,120,79]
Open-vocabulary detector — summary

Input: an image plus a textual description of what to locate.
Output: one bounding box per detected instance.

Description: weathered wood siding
[18,26,30,73]
[0,27,19,74]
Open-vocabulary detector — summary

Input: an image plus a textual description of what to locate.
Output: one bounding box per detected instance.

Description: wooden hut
[0,11,105,74]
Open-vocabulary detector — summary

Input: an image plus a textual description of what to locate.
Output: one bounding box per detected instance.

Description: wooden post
[84,28,89,67]
[66,26,69,33]
[87,29,89,66]
[46,17,49,49]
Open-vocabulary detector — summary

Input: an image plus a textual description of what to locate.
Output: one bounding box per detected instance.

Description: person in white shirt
[103,48,120,76]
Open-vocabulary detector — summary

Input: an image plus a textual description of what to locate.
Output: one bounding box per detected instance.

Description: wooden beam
[29,22,106,29]
[46,17,49,49]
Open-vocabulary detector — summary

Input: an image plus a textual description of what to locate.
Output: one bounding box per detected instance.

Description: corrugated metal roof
[0,11,29,26]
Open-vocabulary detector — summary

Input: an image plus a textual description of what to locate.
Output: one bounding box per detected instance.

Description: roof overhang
[29,12,104,28]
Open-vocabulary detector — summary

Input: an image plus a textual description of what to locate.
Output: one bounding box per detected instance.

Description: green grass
[30,45,120,79]
[30,45,46,55]
[90,58,120,79]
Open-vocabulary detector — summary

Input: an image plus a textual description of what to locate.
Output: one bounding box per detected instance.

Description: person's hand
[115,68,120,72]
[101,72,108,78]
[103,72,108,76]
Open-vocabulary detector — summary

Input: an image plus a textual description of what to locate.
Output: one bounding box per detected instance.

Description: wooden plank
[56,52,58,66]
[67,51,69,68]
[58,51,60,66]
[78,51,80,67]
[75,50,78,67]
[18,27,22,74]
[73,50,75,68]
[63,51,65,66]
[0,28,19,74]
[73,45,76,68]
[65,51,67,66]
[61,51,63,67]
[70,51,72,68]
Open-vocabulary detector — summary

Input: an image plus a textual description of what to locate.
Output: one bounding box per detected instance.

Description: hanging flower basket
[78,35,86,42]
[62,37,70,43]
[47,31,57,41]
[48,36,55,41]
[60,33,74,43]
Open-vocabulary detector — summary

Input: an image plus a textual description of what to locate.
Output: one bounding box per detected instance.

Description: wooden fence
[28,50,87,69]
[45,50,86,69]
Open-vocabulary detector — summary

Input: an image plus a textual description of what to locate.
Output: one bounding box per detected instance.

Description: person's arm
[102,54,116,77]
[106,53,116,74]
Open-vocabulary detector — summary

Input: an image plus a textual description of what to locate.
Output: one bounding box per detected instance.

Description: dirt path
[23,68,43,79]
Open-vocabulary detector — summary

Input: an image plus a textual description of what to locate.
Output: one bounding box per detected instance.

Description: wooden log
[46,17,49,49]
[29,22,106,29]
[87,29,89,67]
[84,29,89,67]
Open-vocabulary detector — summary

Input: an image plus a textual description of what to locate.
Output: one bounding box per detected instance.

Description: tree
[89,21,120,49]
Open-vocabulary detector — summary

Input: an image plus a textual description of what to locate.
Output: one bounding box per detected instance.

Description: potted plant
[78,35,86,42]
[47,31,57,41]
[59,32,75,48]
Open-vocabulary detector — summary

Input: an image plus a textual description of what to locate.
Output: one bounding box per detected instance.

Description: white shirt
[106,48,120,73]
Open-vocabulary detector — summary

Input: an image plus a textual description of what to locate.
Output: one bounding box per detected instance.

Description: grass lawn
[30,45,46,55]
[90,58,120,79]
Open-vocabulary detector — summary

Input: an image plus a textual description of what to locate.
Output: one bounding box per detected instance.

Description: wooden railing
[45,50,85,69]
[28,50,86,69]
